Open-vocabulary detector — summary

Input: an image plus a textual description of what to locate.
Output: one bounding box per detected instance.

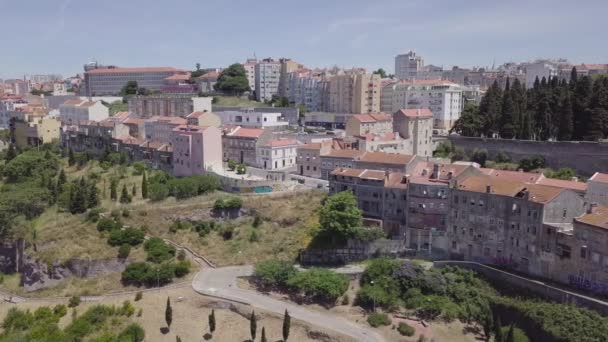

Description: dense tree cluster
[453,70,608,141]
[214,63,250,95]
[145,171,220,201]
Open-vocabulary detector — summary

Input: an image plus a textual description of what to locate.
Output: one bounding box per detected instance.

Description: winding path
[192,265,385,342]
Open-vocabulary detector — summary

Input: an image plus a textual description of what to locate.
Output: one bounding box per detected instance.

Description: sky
[0,0,607,79]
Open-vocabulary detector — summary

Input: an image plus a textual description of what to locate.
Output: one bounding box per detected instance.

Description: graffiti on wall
[568,275,608,295]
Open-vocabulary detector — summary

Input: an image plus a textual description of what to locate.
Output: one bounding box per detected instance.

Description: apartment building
[327,72,381,114]
[449,176,585,277]
[256,138,299,170]
[171,125,222,176]
[395,51,424,81]
[381,80,463,130]
[59,99,109,125]
[525,61,560,88]
[278,58,301,98]
[13,112,61,148]
[0,96,28,128]
[354,151,418,173]
[320,149,364,179]
[222,126,267,166]
[393,108,434,157]
[185,111,221,128]
[217,109,288,130]
[196,70,220,94]
[243,58,257,92]
[3,79,30,96]
[330,168,408,237]
[83,67,186,96]
[345,113,392,136]
[127,95,212,118]
[296,140,333,178]
[356,133,409,154]
[286,69,324,112]
[62,120,131,156]
[255,58,281,101]
[586,172,608,206]
[143,116,187,143]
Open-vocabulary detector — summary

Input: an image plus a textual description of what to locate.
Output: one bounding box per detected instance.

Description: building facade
[255,58,281,101]
[127,96,212,118]
[143,116,187,143]
[217,109,288,129]
[84,67,185,96]
[345,113,392,137]
[256,138,299,170]
[222,126,267,166]
[393,108,434,157]
[59,99,109,125]
[171,125,222,176]
[395,51,424,81]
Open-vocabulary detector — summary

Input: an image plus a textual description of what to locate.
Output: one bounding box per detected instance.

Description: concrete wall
[434,261,608,316]
[448,136,608,176]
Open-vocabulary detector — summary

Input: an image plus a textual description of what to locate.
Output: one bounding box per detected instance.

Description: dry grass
[214,96,265,107]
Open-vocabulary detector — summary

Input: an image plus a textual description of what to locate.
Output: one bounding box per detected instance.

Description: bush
[143,237,176,263]
[87,208,104,222]
[119,300,135,317]
[220,225,234,240]
[108,227,145,246]
[193,221,217,237]
[398,322,415,336]
[353,226,385,242]
[173,260,191,278]
[357,283,399,310]
[53,304,68,318]
[169,219,193,233]
[214,197,243,211]
[119,323,145,342]
[134,292,143,301]
[118,244,131,259]
[500,325,530,342]
[132,162,146,175]
[68,296,81,308]
[97,217,121,232]
[148,182,170,201]
[254,260,296,288]
[367,313,391,328]
[287,268,349,303]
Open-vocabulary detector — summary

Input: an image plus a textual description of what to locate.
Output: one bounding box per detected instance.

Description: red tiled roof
[63,99,85,105]
[396,108,433,118]
[197,71,220,80]
[299,143,322,150]
[123,118,145,125]
[576,64,608,71]
[331,168,386,180]
[536,178,587,192]
[186,111,210,118]
[164,73,191,81]
[480,169,544,183]
[86,67,184,74]
[357,151,415,165]
[325,149,364,159]
[113,111,131,119]
[351,113,391,123]
[263,139,299,148]
[227,127,264,138]
[398,79,457,86]
[590,172,608,184]
[575,206,608,230]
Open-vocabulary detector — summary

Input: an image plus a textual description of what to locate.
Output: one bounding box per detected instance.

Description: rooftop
[263,138,299,148]
[590,172,608,184]
[480,168,544,183]
[86,67,184,74]
[536,177,587,192]
[186,111,211,118]
[575,206,608,230]
[395,108,433,119]
[325,149,364,159]
[357,151,415,165]
[351,113,392,123]
[227,126,265,139]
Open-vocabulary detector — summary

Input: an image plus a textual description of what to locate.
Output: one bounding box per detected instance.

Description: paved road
[192,266,385,342]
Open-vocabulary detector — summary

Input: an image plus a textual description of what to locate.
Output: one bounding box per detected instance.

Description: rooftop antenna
[491,58,495,70]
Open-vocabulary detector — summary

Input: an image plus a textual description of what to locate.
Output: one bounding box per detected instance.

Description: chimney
[587,202,599,214]
[486,185,492,193]
[432,164,440,179]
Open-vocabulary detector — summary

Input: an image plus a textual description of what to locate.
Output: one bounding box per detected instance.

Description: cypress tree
[505,324,515,342]
[261,327,267,342]
[494,316,503,342]
[165,297,172,329]
[5,144,16,162]
[480,81,503,136]
[87,181,99,208]
[209,309,216,333]
[584,108,607,141]
[499,79,516,138]
[141,171,148,199]
[572,76,593,140]
[570,66,578,85]
[535,96,553,140]
[110,179,118,201]
[68,148,75,166]
[557,92,574,141]
[250,310,257,341]
[58,169,67,188]
[120,184,131,204]
[282,309,291,342]
[70,178,87,214]
[132,184,137,197]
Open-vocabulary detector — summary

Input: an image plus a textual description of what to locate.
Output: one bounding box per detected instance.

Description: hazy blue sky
[1,0,606,78]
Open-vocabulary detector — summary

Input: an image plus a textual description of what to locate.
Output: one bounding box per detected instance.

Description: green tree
[121,81,139,96]
[68,148,75,166]
[499,79,517,138]
[480,304,493,341]
[470,149,488,167]
[494,316,504,342]
[69,178,87,214]
[373,68,387,78]
[57,169,67,188]
[87,181,98,208]
[479,81,503,135]
[261,326,267,342]
[318,191,362,240]
[557,92,574,140]
[451,103,484,136]
[209,309,216,333]
[132,184,137,197]
[141,171,148,198]
[5,143,16,162]
[120,184,132,204]
[165,297,172,329]
[214,64,250,95]
[250,310,257,341]
[110,179,118,201]
[227,160,237,171]
[282,309,290,342]
[505,324,515,342]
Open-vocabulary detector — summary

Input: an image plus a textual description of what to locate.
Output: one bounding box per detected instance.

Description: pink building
[171,125,222,177]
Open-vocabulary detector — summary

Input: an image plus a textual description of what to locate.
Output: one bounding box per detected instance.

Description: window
[580,247,587,259]
[562,209,567,218]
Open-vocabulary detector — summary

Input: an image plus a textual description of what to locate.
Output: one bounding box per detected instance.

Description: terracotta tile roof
[590,172,608,184]
[80,101,97,107]
[351,113,391,123]
[164,73,191,81]
[197,71,220,80]
[525,184,565,204]
[458,176,525,197]
[298,143,322,150]
[113,111,131,120]
[480,169,544,183]
[536,178,587,192]
[123,118,145,125]
[331,168,386,180]
[395,108,433,118]
[385,172,409,189]
[356,132,398,142]
[263,139,299,148]
[575,206,608,230]
[118,136,144,145]
[63,99,85,105]
[357,151,415,165]
[325,149,364,159]
[86,67,184,74]
[227,127,264,139]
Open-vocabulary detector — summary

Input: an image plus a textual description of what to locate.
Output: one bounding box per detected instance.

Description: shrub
[220,225,234,240]
[214,197,243,211]
[252,214,262,228]
[132,161,146,175]
[53,304,68,318]
[357,283,399,310]
[367,313,391,328]
[118,244,131,259]
[68,296,81,308]
[148,182,170,201]
[143,237,176,263]
[87,208,104,222]
[118,323,145,342]
[398,322,415,336]
[119,300,135,317]
[500,325,530,342]
[286,268,349,303]
[254,260,296,288]
[353,226,386,242]
[173,260,191,278]
[177,250,186,261]
[96,217,120,232]
[169,219,192,233]
[108,227,145,246]
[134,291,143,301]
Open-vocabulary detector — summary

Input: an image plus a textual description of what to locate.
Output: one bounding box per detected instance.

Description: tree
[373,68,387,78]
[110,179,118,201]
[227,160,237,171]
[68,148,75,166]
[57,169,67,188]
[69,178,87,214]
[451,103,484,136]
[261,326,267,342]
[4,144,16,162]
[250,310,257,341]
[557,92,574,141]
[494,316,504,342]
[132,184,137,197]
[480,304,493,341]
[282,309,291,342]
[505,324,515,342]
[318,191,362,240]
[87,181,99,208]
[214,63,250,95]
[470,149,488,167]
[479,81,503,135]
[120,184,132,203]
[141,171,148,199]
[209,309,216,333]
[165,297,172,329]
[499,79,517,138]
[121,81,139,96]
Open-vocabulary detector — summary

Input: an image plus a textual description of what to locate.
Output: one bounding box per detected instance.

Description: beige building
[222,126,268,166]
[143,116,187,143]
[393,108,434,157]
[127,95,212,118]
[185,111,221,128]
[278,58,300,98]
[13,113,61,148]
[59,99,109,125]
[345,113,392,136]
[296,141,333,178]
[326,72,381,114]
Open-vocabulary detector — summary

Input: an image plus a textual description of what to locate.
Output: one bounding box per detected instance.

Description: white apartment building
[0,97,28,128]
[381,80,462,130]
[525,61,559,88]
[395,51,424,80]
[256,138,299,170]
[83,67,186,96]
[217,109,288,129]
[53,82,68,96]
[286,70,324,112]
[59,99,109,125]
[255,58,281,101]
[243,58,257,92]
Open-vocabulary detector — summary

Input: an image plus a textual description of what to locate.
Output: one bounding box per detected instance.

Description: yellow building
[13,113,61,148]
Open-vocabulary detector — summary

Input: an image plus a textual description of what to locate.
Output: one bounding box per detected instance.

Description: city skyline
[1,0,607,79]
